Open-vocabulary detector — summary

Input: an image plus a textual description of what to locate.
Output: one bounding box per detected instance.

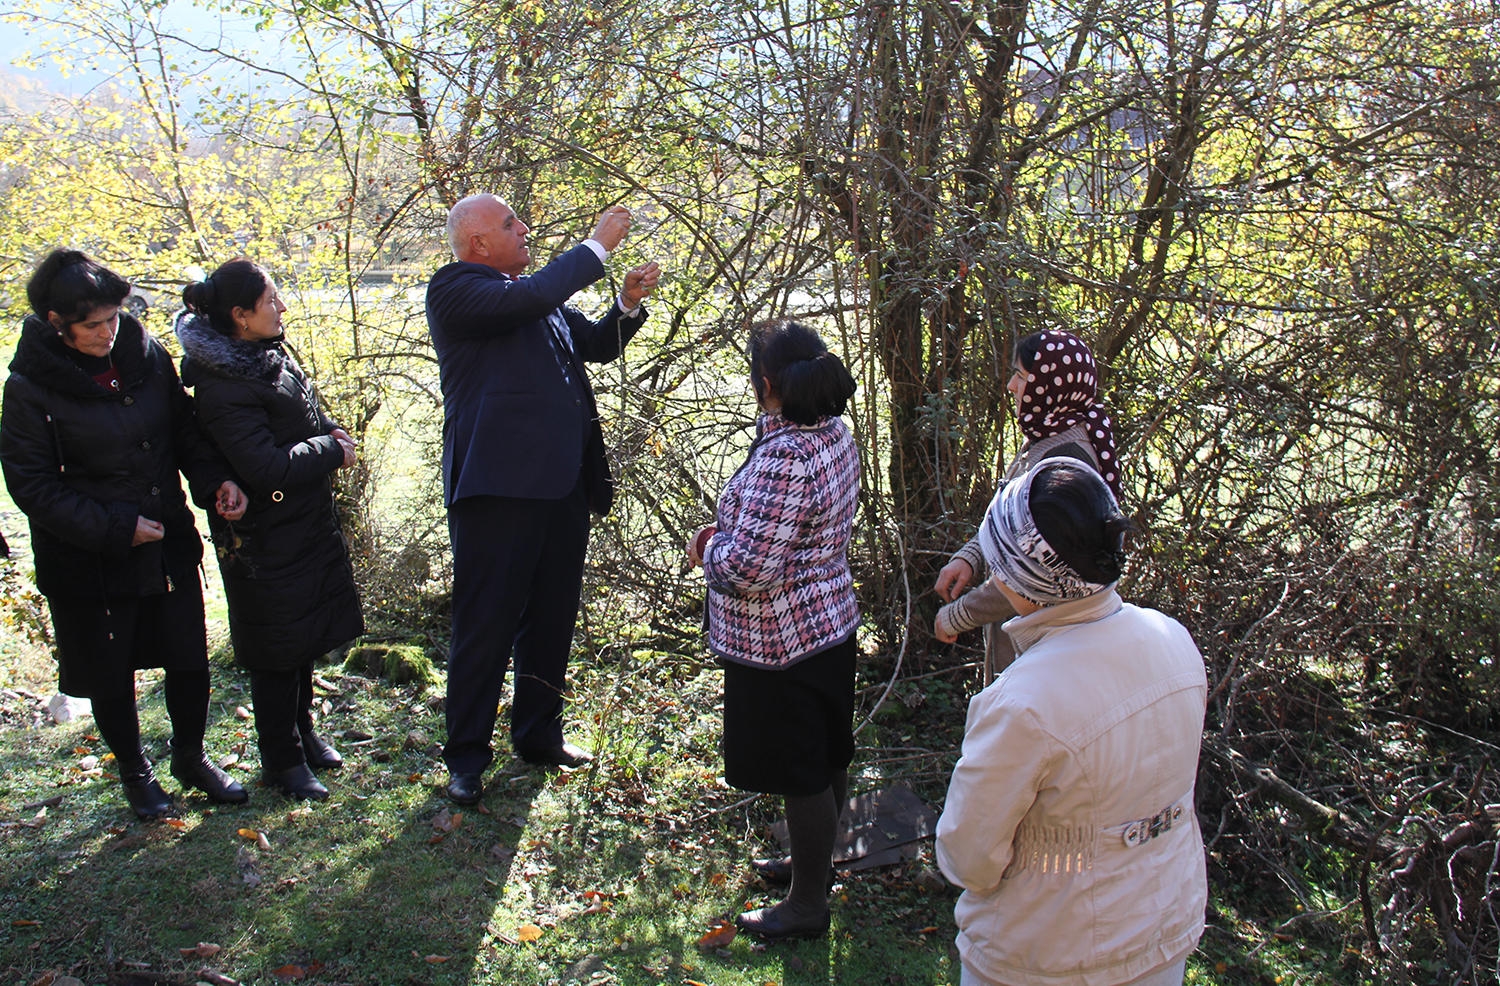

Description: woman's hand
[216,480,248,521]
[331,428,357,469]
[132,516,165,546]
[934,558,974,602]
[686,524,717,567]
[933,601,961,643]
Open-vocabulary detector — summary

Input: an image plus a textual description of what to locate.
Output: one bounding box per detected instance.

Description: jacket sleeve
[192,381,343,495]
[936,688,1057,893]
[702,441,812,597]
[427,247,607,342]
[937,578,1016,637]
[0,377,137,556]
[163,353,234,510]
[563,301,646,364]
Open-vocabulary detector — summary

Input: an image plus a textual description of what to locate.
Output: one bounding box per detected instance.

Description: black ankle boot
[120,765,174,819]
[171,747,249,805]
[263,763,329,801]
[299,728,343,770]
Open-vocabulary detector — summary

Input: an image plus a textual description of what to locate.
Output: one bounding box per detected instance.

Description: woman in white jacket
[936,459,1207,986]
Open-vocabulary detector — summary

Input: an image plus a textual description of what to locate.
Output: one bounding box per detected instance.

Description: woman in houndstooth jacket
[687,320,860,942]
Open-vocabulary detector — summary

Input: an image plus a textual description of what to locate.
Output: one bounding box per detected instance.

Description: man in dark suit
[428,193,660,805]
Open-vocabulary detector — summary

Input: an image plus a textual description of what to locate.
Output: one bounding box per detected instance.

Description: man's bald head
[446,194,531,275]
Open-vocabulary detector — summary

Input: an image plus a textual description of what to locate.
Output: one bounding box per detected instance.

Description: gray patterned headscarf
[979,460,1119,606]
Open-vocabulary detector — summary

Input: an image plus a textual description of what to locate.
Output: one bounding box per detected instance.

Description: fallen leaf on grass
[423,955,450,964]
[236,828,272,850]
[515,923,543,942]
[696,918,736,949]
[163,818,187,830]
[12,919,39,927]
[197,970,239,985]
[234,706,251,719]
[431,808,462,833]
[271,960,322,980]
[72,746,90,755]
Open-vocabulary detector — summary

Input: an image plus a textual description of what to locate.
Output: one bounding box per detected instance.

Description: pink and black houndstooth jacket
[702,413,860,669]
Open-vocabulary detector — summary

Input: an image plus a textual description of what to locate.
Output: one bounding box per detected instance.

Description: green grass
[0,498,1398,986]
[0,645,971,986]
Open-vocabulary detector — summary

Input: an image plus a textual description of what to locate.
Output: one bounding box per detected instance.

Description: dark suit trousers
[443,482,590,774]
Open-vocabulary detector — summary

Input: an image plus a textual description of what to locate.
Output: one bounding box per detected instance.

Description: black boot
[170,744,248,805]
[120,764,174,819]
[263,763,329,801]
[299,727,344,770]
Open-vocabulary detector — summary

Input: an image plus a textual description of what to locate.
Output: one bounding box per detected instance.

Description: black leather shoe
[299,729,344,770]
[263,763,329,801]
[446,771,483,806]
[171,750,248,805]
[516,742,593,769]
[121,768,174,819]
[734,904,831,942]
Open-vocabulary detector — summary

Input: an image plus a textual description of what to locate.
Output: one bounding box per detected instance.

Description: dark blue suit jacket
[426,244,645,514]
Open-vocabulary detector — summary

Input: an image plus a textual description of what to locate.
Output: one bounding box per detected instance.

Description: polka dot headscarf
[1014,330,1123,499]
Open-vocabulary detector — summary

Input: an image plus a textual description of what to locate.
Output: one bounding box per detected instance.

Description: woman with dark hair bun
[936,459,1207,986]
[685,320,860,941]
[933,329,1124,682]
[176,259,364,801]
[1,249,249,818]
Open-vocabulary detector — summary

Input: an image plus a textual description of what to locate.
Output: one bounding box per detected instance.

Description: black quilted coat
[1,312,222,601]
[176,312,363,671]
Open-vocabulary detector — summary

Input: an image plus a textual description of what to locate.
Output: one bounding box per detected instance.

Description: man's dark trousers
[443,480,590,774]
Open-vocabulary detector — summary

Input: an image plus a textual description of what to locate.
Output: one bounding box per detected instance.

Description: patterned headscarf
[1014,330,1122,499]
[979,460,1120,607]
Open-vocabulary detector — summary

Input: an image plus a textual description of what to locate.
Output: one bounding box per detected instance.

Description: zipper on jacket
[45,411,66,473]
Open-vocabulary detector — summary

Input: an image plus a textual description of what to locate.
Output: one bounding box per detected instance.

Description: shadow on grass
[0,664,543,985]
[0,655,961,985]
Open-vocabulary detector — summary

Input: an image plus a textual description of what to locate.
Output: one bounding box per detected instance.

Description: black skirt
[47,574,208,699]
[720,635,857,796]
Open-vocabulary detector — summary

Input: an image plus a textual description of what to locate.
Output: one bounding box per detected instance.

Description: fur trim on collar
[174,310,286,383]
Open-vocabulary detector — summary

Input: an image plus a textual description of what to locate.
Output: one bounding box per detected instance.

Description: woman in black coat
[175,259,364,801]
[1,249,248,818]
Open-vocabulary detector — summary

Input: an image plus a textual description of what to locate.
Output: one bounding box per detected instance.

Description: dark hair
[26,249,131,325]
[747,320,857,426]
[1013,331,1048,372]
[181,259,272,337]
[1028,459,1134,583]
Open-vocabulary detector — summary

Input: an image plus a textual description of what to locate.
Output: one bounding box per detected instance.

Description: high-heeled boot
[263,763,329,801]
[299,727,344,770]
[170,741,248,804]
[119,763,173,819]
